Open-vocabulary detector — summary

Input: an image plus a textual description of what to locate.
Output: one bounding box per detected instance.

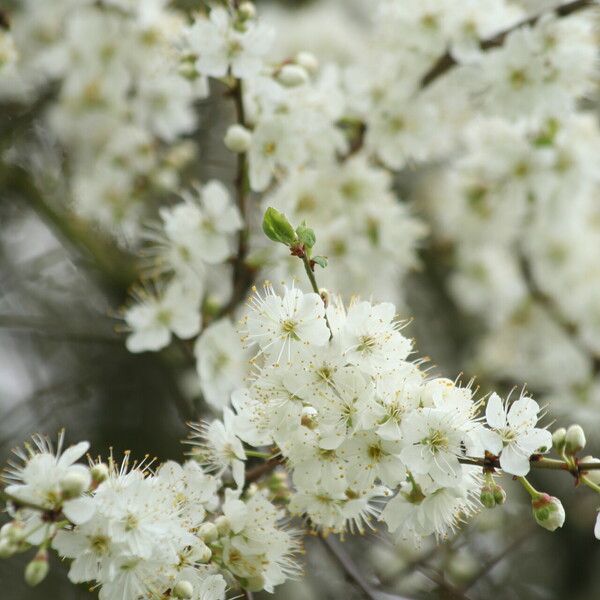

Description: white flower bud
[580,456,600,484]
[0,538,16,559]
[238,2,256,20]
[277,64,309,88]
[301,406,318,429]
[1,521,24,543]
[532,494,565,532]
[295,51,319,75]
[173,580,194,600]
[60,470,91,499]
[552,427,566,451]
[224,124,252,153]
[215,515,231,536]
[91,463,109,484]
[197,522,219,543]
[25,550,49,587]
[565,424,586,454]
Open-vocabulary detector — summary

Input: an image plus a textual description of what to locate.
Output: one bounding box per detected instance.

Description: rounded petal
[499,444,531,476]
[485,393,507,429]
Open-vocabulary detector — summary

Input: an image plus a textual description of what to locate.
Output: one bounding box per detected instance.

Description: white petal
[63,497,96,525]
[485,393,507,429]
[58,442,90,468]
[499,444,530,476]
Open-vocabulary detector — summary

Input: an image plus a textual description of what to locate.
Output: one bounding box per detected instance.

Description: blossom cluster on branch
[2,0,600,599]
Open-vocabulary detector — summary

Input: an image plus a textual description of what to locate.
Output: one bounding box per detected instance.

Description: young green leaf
[262,207,297,246]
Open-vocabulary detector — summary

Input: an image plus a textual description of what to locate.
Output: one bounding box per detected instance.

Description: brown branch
[320,535,413,600]
[213,80,256,324]
[421,0,596,88]
[459,527,533,593]
[244,456,283,484]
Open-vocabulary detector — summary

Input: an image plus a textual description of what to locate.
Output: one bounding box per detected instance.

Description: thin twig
[245,456,284,484]
[459,527,533,593]
[320,535,413,600]
[421,0,596,87]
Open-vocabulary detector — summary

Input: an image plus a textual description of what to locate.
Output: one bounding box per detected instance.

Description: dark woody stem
[421,0,596,88]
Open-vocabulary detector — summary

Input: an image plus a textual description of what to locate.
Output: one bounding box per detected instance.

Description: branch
[1,165,138,301]
[421,0,596,88]
[320,535,413,600]
[459,455,600,473]
[220,80,256,322]
[244,456,284,484]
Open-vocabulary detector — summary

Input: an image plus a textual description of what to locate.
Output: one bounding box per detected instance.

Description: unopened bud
[480,482,506,509]
[197,522,219,543]
[532,494,565,532]
[60,470,91,499]
[188,540,212,564]
[493,484,507,506]
[25,549,49,587]
[0,538,16,559]
[224,124,252,153]
[173,580,194,599]
[580,456,600,485]
[480,484,496,509]
[301,406,318,429]
[91,463,109,484]
[1,521,24,543]
[552,427,566,451]
[565,424,586,454]
[277,64,309,88]
[238,2,256,20]
[245,574,266,592]
[215,515,231,536]
[295,51,319,75]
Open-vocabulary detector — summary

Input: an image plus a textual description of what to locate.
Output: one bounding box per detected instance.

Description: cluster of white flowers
[2,0,203,238]
[415,8,600,424]
[123,180,243,354]
[4,0,600,596]
[224,283,551,539]
[1,431,299,598]
[262,0,599,428]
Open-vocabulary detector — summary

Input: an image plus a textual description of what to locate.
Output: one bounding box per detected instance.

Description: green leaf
[262,207,297,246]
[313,256,328,269]
[296,222,316,249]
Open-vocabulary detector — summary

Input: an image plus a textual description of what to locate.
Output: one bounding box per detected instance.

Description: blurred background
[1,0,600,598]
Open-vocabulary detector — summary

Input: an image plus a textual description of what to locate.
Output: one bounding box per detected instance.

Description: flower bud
[224,124,252,153]
[0,538,16,559]
[25,549,49,587]
[301,406,318,429]
[1,521,24,543]
[173,580,194,600]
[480,486,496,509]
[238,2,256,20]
[565,424,586,454]
[188,539,212,564]
[245,574,266,592]
[60,470,91,499]
[215,515,231,536]
[493,484,507,506]
[552,427,566,451]
[295,51,319,75]
[277,64,309,88]
[532,494,565,532]
[580,456,600,485]
[197,522,219,543]
[91,463,109,484]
